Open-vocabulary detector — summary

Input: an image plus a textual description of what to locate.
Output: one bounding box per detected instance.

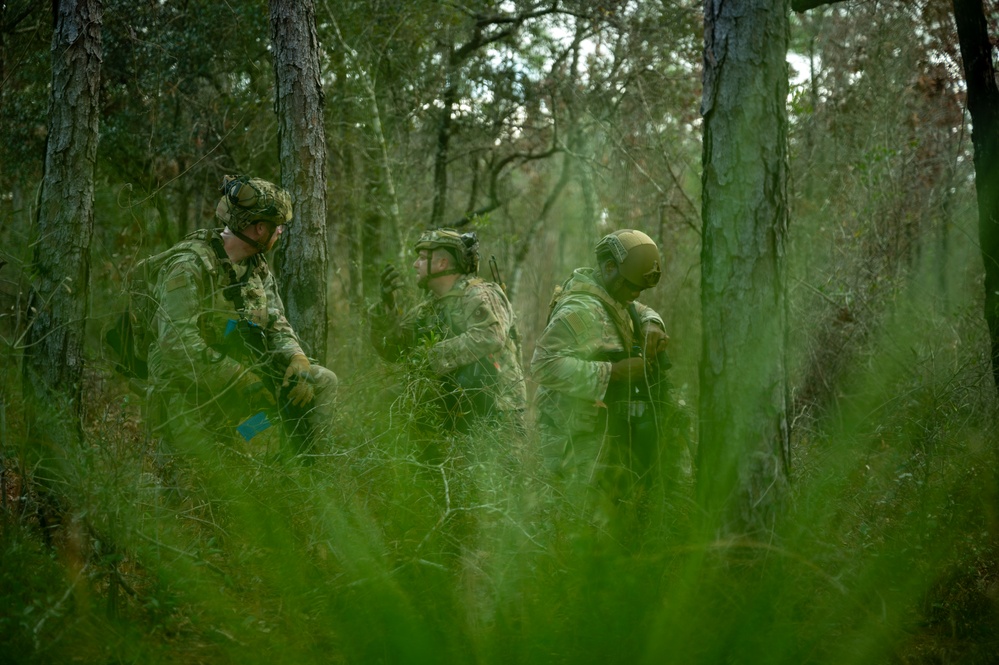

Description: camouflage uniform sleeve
[154,256,243,393]
[530,298,613,402]
[634,301,666,331]
[260,268,305,365]
[425,283,510,375]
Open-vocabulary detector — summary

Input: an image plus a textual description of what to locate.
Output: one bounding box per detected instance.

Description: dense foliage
[1,1,997,663]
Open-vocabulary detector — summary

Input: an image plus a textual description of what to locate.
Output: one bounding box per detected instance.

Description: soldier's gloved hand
[609,357,647,384]
[283,353,315,407]
[643,326,669,360]
[380,264,404,308]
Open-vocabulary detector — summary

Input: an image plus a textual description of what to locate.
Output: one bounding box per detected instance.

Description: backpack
[104,230,219,380]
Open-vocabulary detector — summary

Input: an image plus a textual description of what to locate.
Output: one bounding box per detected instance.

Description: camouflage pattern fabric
[146,228,337,452]
[371,274,527,423]
[216,175,293,232]
[531,267,665,468]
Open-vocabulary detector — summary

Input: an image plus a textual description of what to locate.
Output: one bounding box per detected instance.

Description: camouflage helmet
[414,228,480,274]
[215,175,293,232]
[595,229,662,289]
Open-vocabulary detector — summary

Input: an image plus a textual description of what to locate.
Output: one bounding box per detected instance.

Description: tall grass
[2,273,998,665]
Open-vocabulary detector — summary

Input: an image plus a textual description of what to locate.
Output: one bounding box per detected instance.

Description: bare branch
[445,142,563,229]
[791,0,847,12]
[451,3,563,63]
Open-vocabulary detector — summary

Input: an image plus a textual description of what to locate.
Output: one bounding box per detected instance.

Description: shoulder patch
[164,273,189,292]
[562,310,587,337]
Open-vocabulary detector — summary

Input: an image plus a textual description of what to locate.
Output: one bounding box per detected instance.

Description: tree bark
[953,0,999,393]
[431,48,456,230]
[270,0,329,362]
[22,0,102,410]
[698,0,791,535]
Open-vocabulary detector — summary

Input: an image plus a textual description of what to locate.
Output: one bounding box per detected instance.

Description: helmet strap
[417,247,465,289]
[418,266,463,290]
[233,227,268,253]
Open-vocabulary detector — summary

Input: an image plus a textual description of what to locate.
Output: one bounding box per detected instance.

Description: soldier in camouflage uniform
[370,228,526,434]
[147,175,338,461]
[531,229,670,519]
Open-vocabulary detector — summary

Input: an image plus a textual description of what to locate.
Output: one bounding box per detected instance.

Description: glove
[642,326,669,360]
[380,264,404,308]
[283,353,315,407]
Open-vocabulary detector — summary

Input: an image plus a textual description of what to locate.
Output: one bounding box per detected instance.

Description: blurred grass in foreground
[2,285,998,665]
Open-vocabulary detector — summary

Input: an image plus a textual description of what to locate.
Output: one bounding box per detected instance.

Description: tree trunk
[22,0,102,410]
[697,0,791,535]
[431,47,457,230]
[953,0,999,393]
[270,0,329,362]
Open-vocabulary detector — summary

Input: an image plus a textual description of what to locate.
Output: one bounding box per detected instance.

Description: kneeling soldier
[147,175,337,462]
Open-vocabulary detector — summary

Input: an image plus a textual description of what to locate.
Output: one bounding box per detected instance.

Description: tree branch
[433,3,565,227]
[451,3,562,62]
[791,0,846,12]
[445,142,563,229]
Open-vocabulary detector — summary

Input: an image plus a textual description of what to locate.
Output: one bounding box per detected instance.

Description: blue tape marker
[236,411,272,441]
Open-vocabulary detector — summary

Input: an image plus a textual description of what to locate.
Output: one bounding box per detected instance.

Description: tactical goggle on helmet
[595,229,662,289]
[414,228,480,274]
[215,175,293,232]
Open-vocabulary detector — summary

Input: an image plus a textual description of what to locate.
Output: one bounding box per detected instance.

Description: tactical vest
[106,229,226,380]
[547,275,639,357]
[541,272,656,435]
[421,276,520,423]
